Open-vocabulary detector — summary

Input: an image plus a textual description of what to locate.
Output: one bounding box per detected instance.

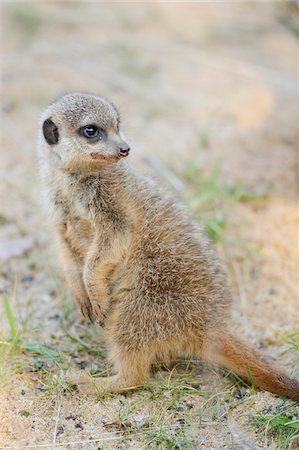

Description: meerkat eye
[83,126,99,138]
[79,125,104,142]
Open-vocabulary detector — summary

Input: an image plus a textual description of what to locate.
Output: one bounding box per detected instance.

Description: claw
[99,319,106,328]
[94,314,106,327]
[80,308,87,319]
[88,312,95,323]
[80,307,89,319]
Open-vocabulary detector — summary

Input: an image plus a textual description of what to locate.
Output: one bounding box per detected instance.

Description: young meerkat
[38,92,299,402]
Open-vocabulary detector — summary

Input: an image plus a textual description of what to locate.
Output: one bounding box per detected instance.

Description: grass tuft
[2,294,19,342]
[251,408,299,450]
[282,331,299,353]
[7,4,42,36]
[24,343,61,362]
[146,425,195,449]
[166,125,268,243]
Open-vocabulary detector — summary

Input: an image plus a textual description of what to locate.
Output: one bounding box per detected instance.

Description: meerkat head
[39,93,130,173]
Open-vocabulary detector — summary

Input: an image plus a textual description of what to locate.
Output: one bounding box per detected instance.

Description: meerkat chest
[54,175,131,262]
[78,176,128,231]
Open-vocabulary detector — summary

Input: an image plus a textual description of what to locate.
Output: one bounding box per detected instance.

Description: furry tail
[201,332,299,402]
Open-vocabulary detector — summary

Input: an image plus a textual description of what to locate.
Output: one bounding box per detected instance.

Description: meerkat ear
[42,118,59,145]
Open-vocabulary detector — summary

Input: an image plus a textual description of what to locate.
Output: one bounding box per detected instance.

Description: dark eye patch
[79,125,105,142]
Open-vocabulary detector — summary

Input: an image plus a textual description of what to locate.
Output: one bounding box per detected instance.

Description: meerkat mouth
[90,152,123,162]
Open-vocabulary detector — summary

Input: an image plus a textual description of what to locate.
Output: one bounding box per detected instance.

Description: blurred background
[0,2,298,448]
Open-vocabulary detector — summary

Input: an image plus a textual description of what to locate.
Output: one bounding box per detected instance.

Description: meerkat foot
[69,371,143,395]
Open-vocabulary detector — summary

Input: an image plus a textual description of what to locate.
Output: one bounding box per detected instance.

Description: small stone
[37,387,47,392]
[76,360,88,370]
[22,366,38,373]
[56,425,64,437]
[31,373,40,381]
[234,389,244,399]
[33,359,49,371]
[75,421,84,431]
[21,274,34,283]
[49,314,60,320]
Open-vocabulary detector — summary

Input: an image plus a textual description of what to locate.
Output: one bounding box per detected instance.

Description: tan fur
[38,93,299,402]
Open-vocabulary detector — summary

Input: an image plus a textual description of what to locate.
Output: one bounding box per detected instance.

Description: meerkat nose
[118,142,130,157]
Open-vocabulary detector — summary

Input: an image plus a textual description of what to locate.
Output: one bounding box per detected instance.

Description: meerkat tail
[201,332,299,402]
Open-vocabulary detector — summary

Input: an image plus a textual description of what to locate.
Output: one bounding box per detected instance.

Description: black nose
[118,142,130,157]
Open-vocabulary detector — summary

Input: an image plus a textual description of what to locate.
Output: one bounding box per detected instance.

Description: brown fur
[38,93,299,402]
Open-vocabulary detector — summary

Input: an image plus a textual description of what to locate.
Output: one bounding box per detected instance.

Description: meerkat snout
[118,142,130,157]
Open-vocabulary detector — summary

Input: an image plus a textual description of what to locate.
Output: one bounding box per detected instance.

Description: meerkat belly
[108,230,230,347]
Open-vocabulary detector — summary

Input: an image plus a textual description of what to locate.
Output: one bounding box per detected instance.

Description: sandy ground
[0,2,298,449]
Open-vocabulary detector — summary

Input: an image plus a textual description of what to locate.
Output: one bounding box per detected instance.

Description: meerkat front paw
[80,302,94,322]
[91,302,107,327]
[76,296,94,322]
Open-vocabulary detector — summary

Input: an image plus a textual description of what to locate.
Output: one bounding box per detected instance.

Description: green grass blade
[2,294,18,341]
[24,343,61,361]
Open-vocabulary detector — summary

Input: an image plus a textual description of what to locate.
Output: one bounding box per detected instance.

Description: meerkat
[37,92,299,402]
